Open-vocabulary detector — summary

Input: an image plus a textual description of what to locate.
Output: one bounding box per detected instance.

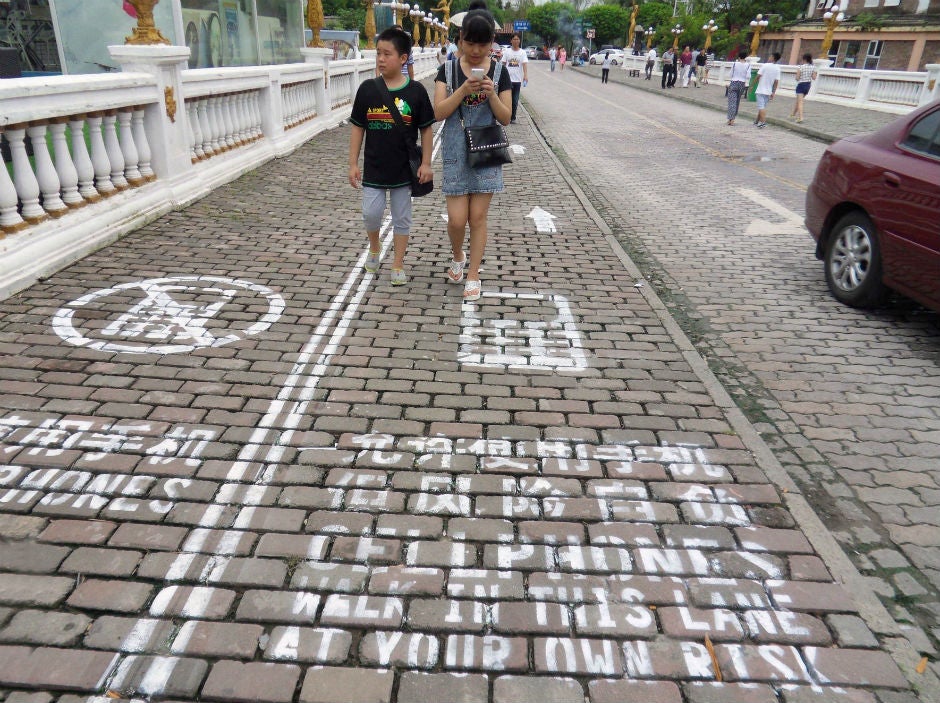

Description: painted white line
[104,124,447,694]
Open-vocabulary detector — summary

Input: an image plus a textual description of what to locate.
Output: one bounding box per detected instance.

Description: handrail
[0,45,441,299]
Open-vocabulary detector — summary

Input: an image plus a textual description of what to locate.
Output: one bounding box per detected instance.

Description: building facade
[760,0,940,70]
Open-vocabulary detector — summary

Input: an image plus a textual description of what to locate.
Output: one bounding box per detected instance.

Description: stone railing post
[302,47,333,116]
[808,59,831,99]
[920,64,940,106]
[108,45,192,183]
[856,70,873,107]
[260,68,285,141]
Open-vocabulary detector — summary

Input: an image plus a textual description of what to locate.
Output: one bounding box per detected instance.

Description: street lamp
[749,13,769,57]
[701,19,718,52]
[670,23,682,50]
[644,26,655,51]
[409,4,422,41]
[423,12,433,46]
[820,5,845,59]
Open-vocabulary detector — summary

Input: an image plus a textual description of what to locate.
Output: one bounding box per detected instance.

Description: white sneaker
[364,249,380,273]
[390,268,407,286]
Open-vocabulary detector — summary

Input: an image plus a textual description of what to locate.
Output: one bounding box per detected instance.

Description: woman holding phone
[434,0,512,302]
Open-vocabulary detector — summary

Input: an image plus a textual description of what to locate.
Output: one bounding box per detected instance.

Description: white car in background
[589,49,624,65]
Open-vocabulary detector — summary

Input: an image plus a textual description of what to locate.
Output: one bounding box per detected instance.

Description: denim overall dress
[441,59,506,196]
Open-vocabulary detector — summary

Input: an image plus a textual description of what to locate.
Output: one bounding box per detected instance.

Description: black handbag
[373,78,433,197]
[450,61,512,170]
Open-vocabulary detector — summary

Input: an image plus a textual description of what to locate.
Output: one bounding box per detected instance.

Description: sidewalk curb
[571,64,840,144]
[521,95,940,702]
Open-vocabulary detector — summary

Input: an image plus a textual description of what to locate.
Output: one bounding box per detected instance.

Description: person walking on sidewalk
[645,46,656,80]
[558,46,567,71]
[549,45,556,71]
[502,33,528,123]
[601,51,612,83]
[434,2,512,302]
[754,52,781,128]
[660,47,675,89]
[349,27,435,286]
[679,45,693,87]
[703,48,714,84]
[726,51,750,125]
[790,53,817,123]
[693,47,706,87]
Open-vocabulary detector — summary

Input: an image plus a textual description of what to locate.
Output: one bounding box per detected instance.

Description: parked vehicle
[525,46,539,59]
[589,49,624,65]
[805,99,940,312]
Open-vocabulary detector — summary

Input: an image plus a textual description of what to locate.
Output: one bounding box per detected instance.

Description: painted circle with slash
[52,275,285,354]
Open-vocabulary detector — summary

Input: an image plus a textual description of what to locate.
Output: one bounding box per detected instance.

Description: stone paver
[0,73,935,703]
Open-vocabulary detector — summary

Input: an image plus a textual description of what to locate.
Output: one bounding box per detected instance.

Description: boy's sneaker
[390,268,407,286]
[756,122,767,128]
[447,256,466,283]
[364,250,381,273]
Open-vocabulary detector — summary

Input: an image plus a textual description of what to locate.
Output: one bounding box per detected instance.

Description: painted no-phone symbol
[52,275,284,354]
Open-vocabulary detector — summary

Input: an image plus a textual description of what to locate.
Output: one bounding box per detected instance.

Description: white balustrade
[70,117,99,201]
[28,123,67,216]
[6,127,46,222]
[0,131,26,231]
[117,109,142,185]
[50,121,82,207]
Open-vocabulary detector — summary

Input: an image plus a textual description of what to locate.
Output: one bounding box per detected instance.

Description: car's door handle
[884,172,901,188]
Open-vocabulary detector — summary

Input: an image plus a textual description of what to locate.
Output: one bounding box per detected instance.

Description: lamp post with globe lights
[644,26,655,51]
[702,19,717,52]
[670,23,682,50]
[820,4,845,63]
[749,14,769,58]
[409,4,423,42]
[364,0,377,49]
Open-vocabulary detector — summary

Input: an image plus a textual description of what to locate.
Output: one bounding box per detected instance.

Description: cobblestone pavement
[0,75,938,702]
[524,60,940,681]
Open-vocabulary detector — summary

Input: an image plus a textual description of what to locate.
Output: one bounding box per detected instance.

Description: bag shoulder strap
[373,77,418,154]
[491,59,503,87]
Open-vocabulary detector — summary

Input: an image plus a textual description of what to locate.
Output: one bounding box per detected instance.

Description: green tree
[583,4,631,46]
[527,1,576,45]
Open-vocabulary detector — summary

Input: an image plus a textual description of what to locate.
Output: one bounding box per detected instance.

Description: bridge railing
[0,45,440,299]
[619,55,940,114]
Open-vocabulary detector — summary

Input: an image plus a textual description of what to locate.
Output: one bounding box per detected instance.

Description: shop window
[842,40,860,68]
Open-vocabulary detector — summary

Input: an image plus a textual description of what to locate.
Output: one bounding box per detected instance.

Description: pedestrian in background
[679,45,693,87]
[558,46,567,71]
[434,2,512,302]
[549,45,556,71]
[601,51,611,83]
[667,48,678,87]
[790,53,817,123]
[754,52,781,128]
[726,51,750,125]
[693,47,706,87]
[645,46,656,80]
[660,47,675,89]
[502,33,528,123]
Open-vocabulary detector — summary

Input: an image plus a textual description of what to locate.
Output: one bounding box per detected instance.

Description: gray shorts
[756,93,772,110]
[362,186,412,234]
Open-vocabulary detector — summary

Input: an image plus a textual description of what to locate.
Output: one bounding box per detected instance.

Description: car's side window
[901,110,940,156]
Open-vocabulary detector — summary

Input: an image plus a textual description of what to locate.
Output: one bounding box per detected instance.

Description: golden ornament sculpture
[164,87,177,122]
[820,9,844,56]
[124,0,170,45]
[364,0,376,49]
[432,0,450,28]
[749,14,769,57]
[627,4,638,53]
[307,0,326,47]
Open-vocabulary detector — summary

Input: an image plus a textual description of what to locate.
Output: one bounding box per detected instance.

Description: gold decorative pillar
[749,14,768,57]
[307,0,326,47]
[364,0,376,49]
[627,4,638,53]
[124,0,170,45]
[820,10,844,56]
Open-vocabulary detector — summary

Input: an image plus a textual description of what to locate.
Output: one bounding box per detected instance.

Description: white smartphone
[471,68,485,79]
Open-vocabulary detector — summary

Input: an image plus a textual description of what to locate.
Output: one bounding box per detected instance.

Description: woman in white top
[790,53,817,123]
[601,52,612,83]
[726,51,751,125]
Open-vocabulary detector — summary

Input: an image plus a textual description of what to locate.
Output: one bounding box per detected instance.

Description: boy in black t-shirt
[348,27,435,286]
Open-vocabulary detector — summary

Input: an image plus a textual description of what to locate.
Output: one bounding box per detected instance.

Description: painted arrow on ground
[526,207,557,233]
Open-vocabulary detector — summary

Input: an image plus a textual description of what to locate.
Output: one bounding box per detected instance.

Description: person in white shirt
[726,51,751,125]
[502,33,528,123]
[549,45,557,71]
[601,51,612,83]
[645,47,656,80]
[754,52,781,128]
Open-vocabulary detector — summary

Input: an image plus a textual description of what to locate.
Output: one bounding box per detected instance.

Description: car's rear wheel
[823,211,887,308]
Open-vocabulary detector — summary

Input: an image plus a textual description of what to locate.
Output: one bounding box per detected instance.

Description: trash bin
[747,66,759,101]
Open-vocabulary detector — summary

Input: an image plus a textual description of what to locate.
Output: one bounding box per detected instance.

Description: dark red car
[805,99,940,312]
